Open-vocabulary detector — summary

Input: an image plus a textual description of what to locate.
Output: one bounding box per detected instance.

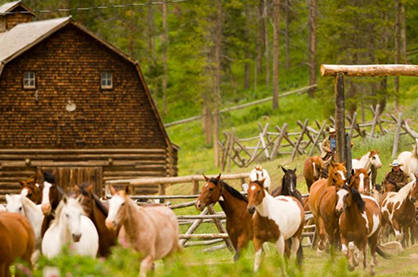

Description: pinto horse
[271,167,303,205]
[247,179,304,272]
[19,175,42,204]
[40,173,65,237]
[336,185,384,275]
[303,156,326,192]
[308,162,347,249]
[196,174,252,261]
[381,177,418,247]
[106,186,180,277]
[75,183,117,257]
[42,196,99,258]
[352,150,382,172]
[398,138,418,180]
[0,212,35,277]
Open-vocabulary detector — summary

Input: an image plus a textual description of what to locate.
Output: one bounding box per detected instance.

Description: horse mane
[21,195,38,210]
[395,180,415,200]
[43,171,56,184]
[413,142,418,158]
[77,183,109,217]
[344,185,365,212]
[52,198,85,227]
[211,178,248,202]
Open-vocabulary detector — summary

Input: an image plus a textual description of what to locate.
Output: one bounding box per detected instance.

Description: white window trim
[23,72,36,89]
[101,72,113,89]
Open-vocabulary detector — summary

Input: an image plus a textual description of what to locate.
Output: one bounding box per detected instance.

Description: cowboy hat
[329,128,336,134]
[389,159,403,167]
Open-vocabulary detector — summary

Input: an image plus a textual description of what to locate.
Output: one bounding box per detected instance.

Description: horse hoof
[348,265,355,271]
[370,270,376,276]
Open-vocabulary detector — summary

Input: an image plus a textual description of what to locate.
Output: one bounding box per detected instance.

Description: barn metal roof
[0,16,70,63]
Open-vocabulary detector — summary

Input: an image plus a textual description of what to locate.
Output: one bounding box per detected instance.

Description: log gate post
[335,73,348,164]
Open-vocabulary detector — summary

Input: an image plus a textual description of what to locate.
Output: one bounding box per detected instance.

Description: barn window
[23,72,36,89]
[101,72,113,89]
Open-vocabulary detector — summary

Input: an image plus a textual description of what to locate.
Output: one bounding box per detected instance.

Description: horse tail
[376,244,391,259]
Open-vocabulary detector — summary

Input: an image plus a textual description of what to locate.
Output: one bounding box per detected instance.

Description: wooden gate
[37,167,103,196]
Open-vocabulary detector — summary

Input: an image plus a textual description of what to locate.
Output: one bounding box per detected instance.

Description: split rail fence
[106,173,315,252]
[219,104,418,170]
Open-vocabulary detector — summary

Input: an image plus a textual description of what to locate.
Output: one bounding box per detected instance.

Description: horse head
[281,166,297,194]
[105,185,130,231]
[19,176,42,204]
[369,150,382,169]
[348,168,370,195]
[410,176,418,203]
[247,179,267,214]
[335,185,365,216]
[59,196,85,242]
[74,183,94,215]
[196,174,222,211]
[327,162,347,190]
[5,193,24,215]
[41,180,64,216]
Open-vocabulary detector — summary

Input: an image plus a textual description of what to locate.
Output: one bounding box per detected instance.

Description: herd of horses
[1,139,418,276]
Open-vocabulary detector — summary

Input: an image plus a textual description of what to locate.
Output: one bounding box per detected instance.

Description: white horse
[6,190,44,248]
[249,166,271,191]
[398,138,418,180]
[42,196,99,258]
[0,204,6,212]
[352,150,382,171]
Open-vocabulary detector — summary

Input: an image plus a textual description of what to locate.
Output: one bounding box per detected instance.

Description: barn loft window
[101,72,113,89]
[23,72,36,89]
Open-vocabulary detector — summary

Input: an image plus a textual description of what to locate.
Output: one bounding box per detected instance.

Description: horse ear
[110,185,116,196]
[125,186,130,195]
[368,171,372,177]
[215,173,222,183]
[342,161,346,166]
[5,194,10,203]
[351,169,355,176]
[294,167,297,173]
[85,183,94,192]
[281,166,287,174]
[63,195,68,204]
[74,185,80,193]
[203,174,209,182]
[259,178,266,187]
[19,181,25,187]
[21,189,28,198]
[76,194,83,203]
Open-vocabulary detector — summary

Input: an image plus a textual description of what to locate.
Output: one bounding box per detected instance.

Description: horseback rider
[321,128,337,162]
[383,160,409,192]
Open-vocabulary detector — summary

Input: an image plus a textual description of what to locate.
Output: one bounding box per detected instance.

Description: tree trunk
[213,0,223,167]
[308,0,317,97]
[244,0,251,90]
[162,0,168,114]
[147,0,155,59]
[256,0,264,75]
[379,77,387,115]
[264,0,270,88]
[400,2,407,64]
[284,0,290,69]
[395,0,400,108]
[272,0,280,110]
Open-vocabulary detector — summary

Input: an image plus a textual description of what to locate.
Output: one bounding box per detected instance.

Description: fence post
[392,112,403,158]
[271,123,288,159]
[192,179,199,195]
[335,73,347,163]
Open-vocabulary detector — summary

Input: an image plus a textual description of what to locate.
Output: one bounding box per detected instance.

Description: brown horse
[19,175,42,204]
[303,156,326,192]
[381,177,418,247]
[106,186,180,277]
[350,168,371,195]
[75,183,117,257]
[308,162,347,249]
[196,174,252,261]
[336,185,384,275]
[0,212,35,277]
[247,179,304,272]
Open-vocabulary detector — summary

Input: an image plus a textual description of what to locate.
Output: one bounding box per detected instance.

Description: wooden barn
[0,1,178,202]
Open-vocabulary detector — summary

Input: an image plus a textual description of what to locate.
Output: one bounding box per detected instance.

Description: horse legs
[139,255,155,277]
[275,235,287,276]
[368,233,379,276]
[253,238,265,272]
[234,235,249,262]
[392,219,403,242]
[317,216,327,252]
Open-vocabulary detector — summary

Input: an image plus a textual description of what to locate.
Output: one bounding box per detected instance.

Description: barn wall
[0,148,178,203]
[0,24,167,149]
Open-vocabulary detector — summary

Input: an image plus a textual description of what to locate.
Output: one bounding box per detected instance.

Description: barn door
[37,167,103,196]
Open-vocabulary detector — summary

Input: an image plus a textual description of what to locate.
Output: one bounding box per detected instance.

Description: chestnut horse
[350,168,371,195]
[0,212,35,277]
[75,183,117,257]
[303,156,326,192]
[381,178,418,247]
[308,162,347,249]
[247,179,304,272]
[106,186,180,277]
[336,185,384,275]
[196,174,252,261]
